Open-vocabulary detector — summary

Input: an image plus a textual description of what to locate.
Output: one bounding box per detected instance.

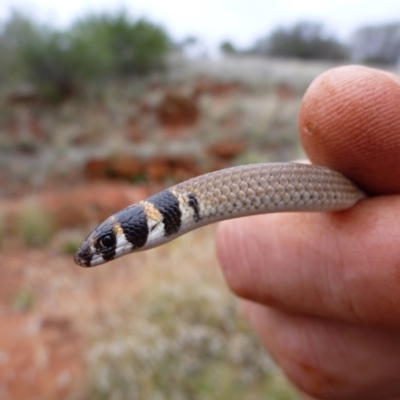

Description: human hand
[216,65,400,400]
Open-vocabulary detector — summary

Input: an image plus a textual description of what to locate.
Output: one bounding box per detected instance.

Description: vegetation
[252,21,348,61]
[220,40,239,55]
[12,289,35,312]
[351,22,400,64]
[85,231,300,400]
[0,10,171,101]
[223,19,400,65]
[62,238,81,255]
[16,203,54,246]
[71,13,170,76]
[1,9,400,103]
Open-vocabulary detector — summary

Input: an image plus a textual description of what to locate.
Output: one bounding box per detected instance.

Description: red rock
[146,155,202,182]
[109,156,144,180]
[84,159,110,180]
[208,141,246,160]
[156,92,199,128]
[84,157,144,181]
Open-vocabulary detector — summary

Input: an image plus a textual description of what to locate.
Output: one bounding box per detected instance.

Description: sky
[2,0,400,51]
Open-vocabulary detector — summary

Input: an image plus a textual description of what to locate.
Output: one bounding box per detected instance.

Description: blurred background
[0,1,400,399]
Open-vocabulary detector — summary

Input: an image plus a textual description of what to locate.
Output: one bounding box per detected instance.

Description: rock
[156,92,199,128]
[208,141,246,160]
[84,159,110,180]
[109,157,144,180]
[145,155,202,182]
[84,156,144,181]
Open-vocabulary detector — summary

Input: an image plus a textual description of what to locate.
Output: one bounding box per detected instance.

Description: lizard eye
[99,234,116,249]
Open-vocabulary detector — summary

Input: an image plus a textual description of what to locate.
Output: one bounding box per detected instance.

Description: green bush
[18,32,86,101]
[0,11,37,81]
[352,23,400,65]
[220,40,238,55]
[253,21,349,61]
[72,12,171,76]
[1,11,95,101]
[0,10,171,101]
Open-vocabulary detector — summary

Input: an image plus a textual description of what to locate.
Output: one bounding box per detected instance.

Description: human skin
[216,65,400,400]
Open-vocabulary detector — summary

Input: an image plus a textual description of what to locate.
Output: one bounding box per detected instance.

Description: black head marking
[147,190,181,236]
[116,205,149,248]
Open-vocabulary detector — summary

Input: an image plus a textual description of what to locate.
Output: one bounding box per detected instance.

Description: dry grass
[80,227,300,400]
[0,225,300,399]
[16,201,55,247]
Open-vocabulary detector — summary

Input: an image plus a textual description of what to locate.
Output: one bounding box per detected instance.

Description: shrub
[1,11,94,101]
[351,22,400,65]
[253,21,349,61]
[16,203,54,247]
[72,12,171,76]
[0,10,171,101]
[220,40,238,55]
[0,10,37,81]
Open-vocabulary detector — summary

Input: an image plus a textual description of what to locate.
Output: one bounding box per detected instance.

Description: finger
[216,195,400,328]
[243,301,400,400]
[299,65,400,195]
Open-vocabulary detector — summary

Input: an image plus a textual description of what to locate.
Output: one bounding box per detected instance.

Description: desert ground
[0,56,371,399]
